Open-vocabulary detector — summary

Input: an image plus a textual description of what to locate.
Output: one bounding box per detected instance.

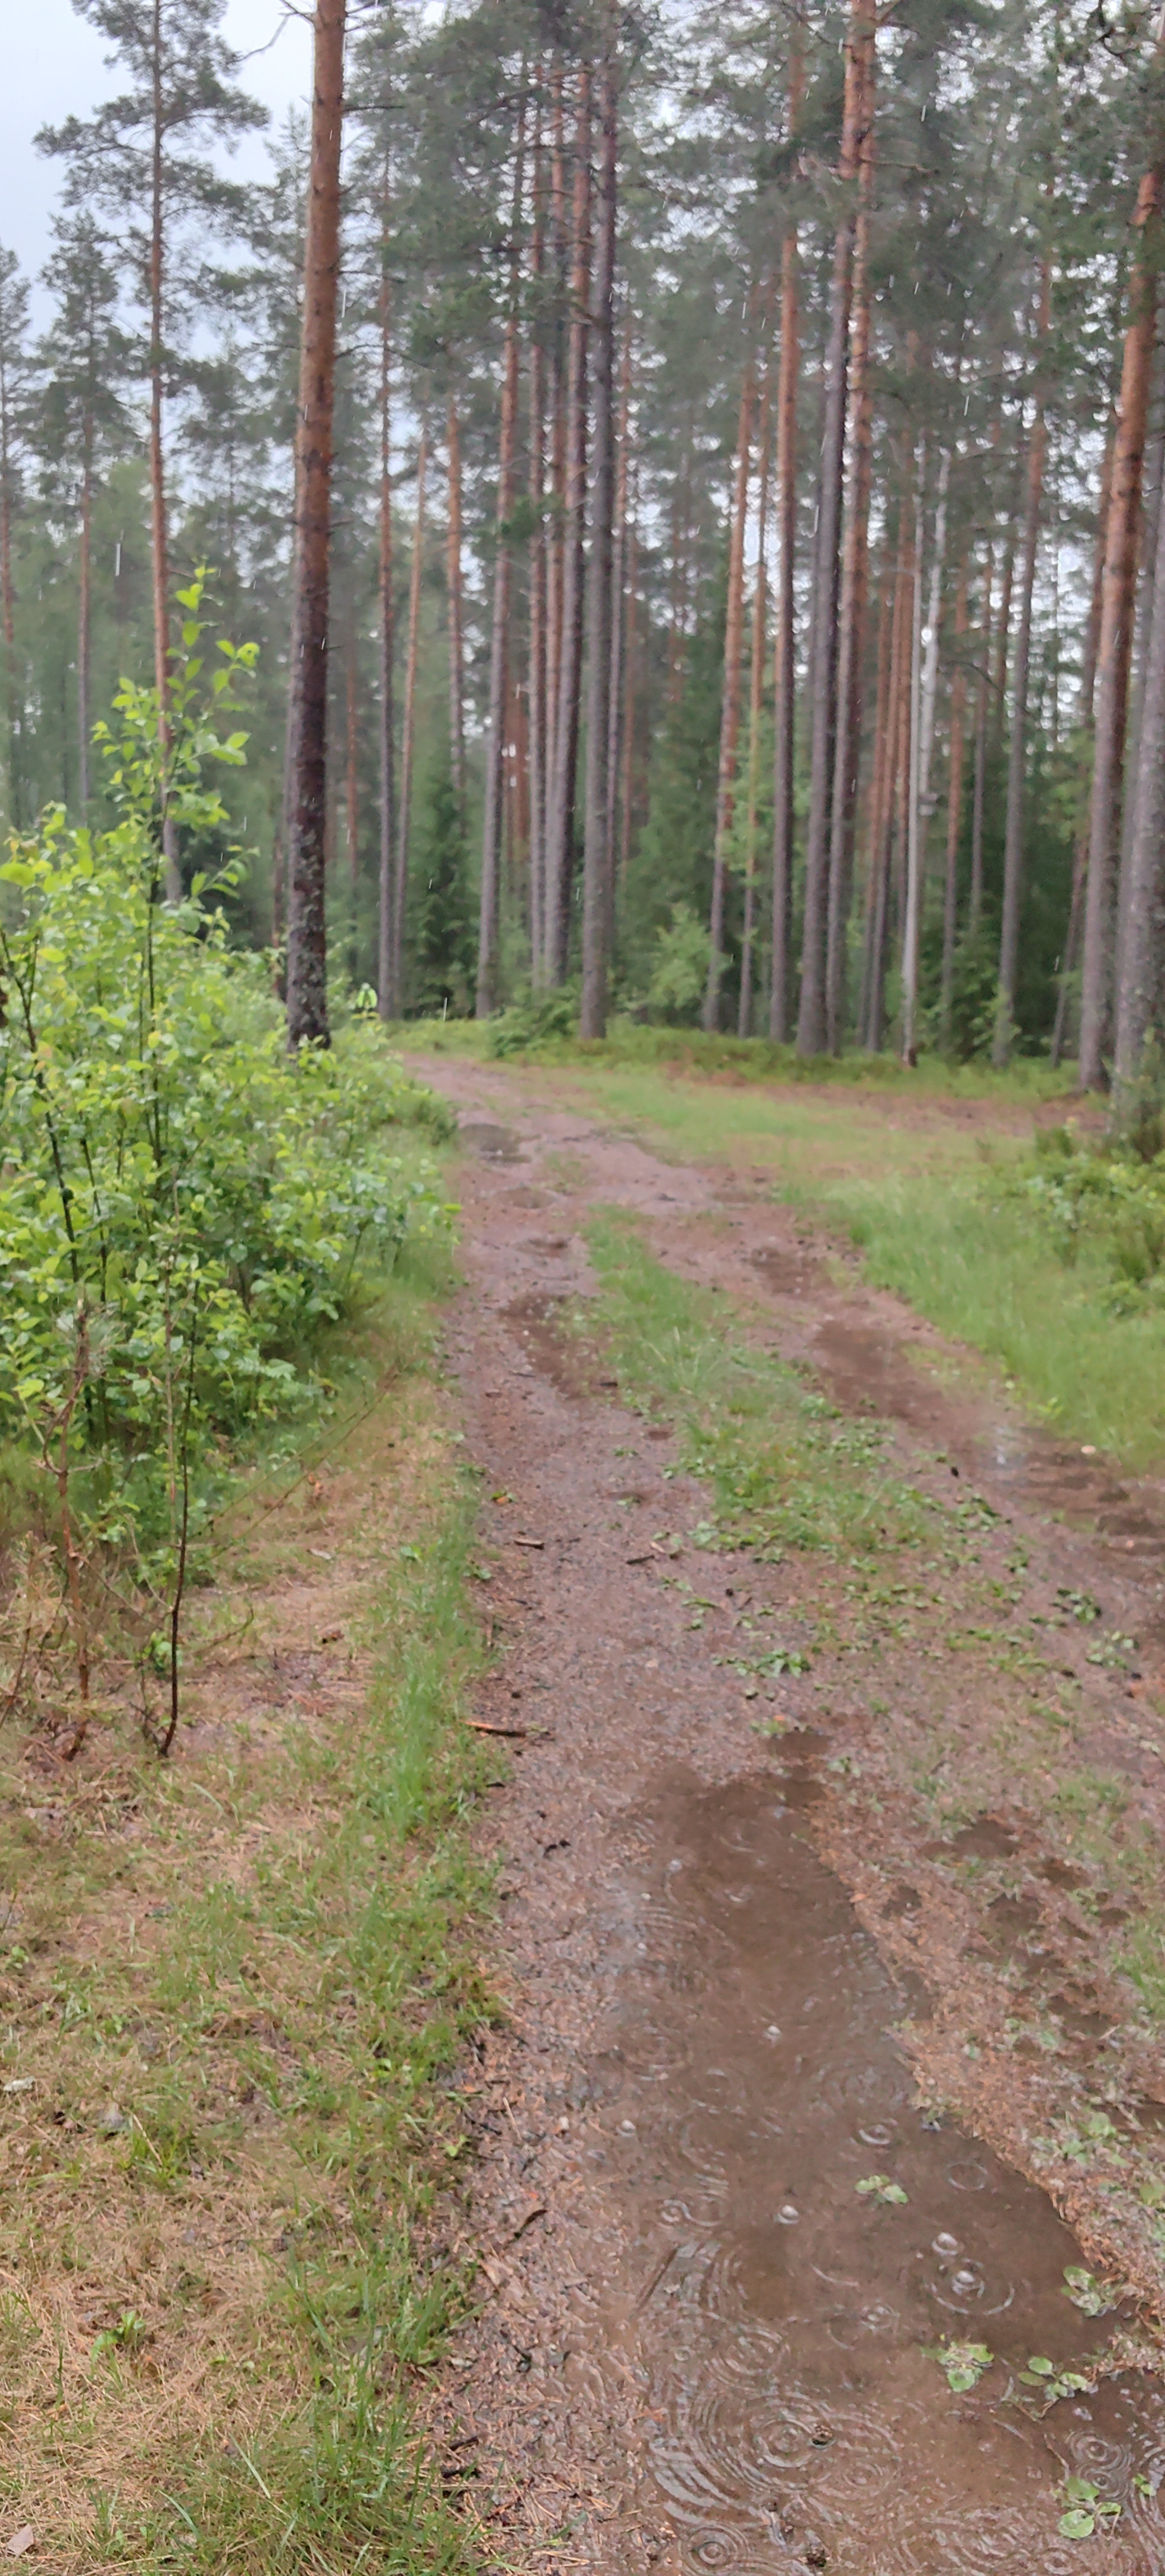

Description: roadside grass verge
[401,1014,1074,1103]
[0,1243,491,2575]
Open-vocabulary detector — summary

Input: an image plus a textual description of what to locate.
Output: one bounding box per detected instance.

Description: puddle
[596,1766,1164,2572]
[949,1815,1018,1862]
[504,1294,611,1401]
[459,1118,524,1163]
[751,1242,823,1299]
[809,1317,1165,1563]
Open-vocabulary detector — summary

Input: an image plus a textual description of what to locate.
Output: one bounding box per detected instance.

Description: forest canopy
[2,0,1165,1087]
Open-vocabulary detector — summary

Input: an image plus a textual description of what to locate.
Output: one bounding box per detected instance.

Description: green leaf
[1059,2508,1095,2538]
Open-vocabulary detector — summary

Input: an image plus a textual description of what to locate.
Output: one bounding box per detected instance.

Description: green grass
[403,1010,1075,1102]
[0,1239,492,2574]
[409,1025,1164,1472]
[584,1209,930,1564]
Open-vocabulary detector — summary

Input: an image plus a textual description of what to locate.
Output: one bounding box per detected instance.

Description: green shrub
[485,984,578,1056]
[0,588,449,1589]
[646,900,712,1023]
[1016,1124,1165,1306]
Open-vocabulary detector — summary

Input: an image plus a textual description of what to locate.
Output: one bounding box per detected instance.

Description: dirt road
[420,1057,1165,2576]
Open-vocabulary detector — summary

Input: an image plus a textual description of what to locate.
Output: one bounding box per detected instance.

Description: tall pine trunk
[1114,442,1165,1103]
[543,55,568,936]
[619,502,639,894]
[739,366,773,1036]
[527,95,548,978]
[918,447,950,824]
[857,545,894,1044]
[994,260,1051,1066]
[825,0,876,1054]
[605,324,633,945]
[77,424,93,809]
[286,0,346,1049]
[900,442,926,1062]
[1079,86,1165,1088]
[148,0,179,897]
[796,0,865,1054]
[476,109,526,1017]
[394,416,426,1002]
[376,143,397,1019]
[581,29,618,1041]
[866,514,912,1047]
[1051,424,1113,1066]
[545,69,591,986]
[446,391,466,832]
[703,350,755,1029]
[770,27,803,1041]
[346,609,359,907]
[668,438,692,703]
[939,552,969,1043]
[968,532,994,928]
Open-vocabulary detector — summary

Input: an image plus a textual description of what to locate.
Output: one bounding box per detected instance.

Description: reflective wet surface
[808,1315,1165,1563]
[460,1118,524,1162]
[426,1064,1165,2571]
[597,1760,1165,2571]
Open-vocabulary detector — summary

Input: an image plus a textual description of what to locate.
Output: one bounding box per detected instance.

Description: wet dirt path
[421,1060,1165,2576]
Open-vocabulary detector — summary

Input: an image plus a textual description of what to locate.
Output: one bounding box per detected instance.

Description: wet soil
[421,1060,1165,2574]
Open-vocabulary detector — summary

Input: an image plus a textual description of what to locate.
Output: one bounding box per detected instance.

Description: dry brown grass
[0,1304,490,2572]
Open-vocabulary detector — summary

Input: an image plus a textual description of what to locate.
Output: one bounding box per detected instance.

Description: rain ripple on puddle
[597,1769,1165,2573]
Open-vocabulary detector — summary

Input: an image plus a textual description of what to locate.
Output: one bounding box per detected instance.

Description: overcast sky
[2,0,313,317]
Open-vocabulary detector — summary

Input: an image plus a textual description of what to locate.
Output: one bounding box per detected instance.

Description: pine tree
[40,0,265,892]
[0,249,30,828]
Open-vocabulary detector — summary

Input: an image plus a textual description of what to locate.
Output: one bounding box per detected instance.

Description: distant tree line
[4,0,1165,1093]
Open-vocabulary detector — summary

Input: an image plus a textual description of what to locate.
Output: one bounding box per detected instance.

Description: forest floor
[415,1051,1165,2576]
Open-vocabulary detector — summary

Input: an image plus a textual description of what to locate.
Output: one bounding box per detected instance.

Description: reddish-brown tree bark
[146,0,180,895]
[994,261,1051,1065]
[1080,101,1165,1087]
[703,349,756,1029]
[446,390,466,833]
[739,365,772,1037]
[477,108,526,1016]
[346,610,359,899]
[543,55,568,926]
[1051,423,1113,1066]
[939,552,970,1044]
[857,546,894,1045]
[394,413,427,1007]
[796,0,869,1054]
[375,143,397,1019]
[581,25,618,1040]
[285,0,346,1048]
[619,500,639,894]
[865,509,912,1050]
[769,25,803,1042]
[527,88,548,978]
[604,323,633,948]
[825,0,876,1053]
[545,68,591,987]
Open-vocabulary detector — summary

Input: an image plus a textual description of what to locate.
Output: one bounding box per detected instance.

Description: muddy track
[421,1060,1165,2576]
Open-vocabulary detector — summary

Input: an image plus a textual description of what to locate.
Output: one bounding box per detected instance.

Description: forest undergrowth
[0,1266,494,2572]
[0,631,496,2570]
